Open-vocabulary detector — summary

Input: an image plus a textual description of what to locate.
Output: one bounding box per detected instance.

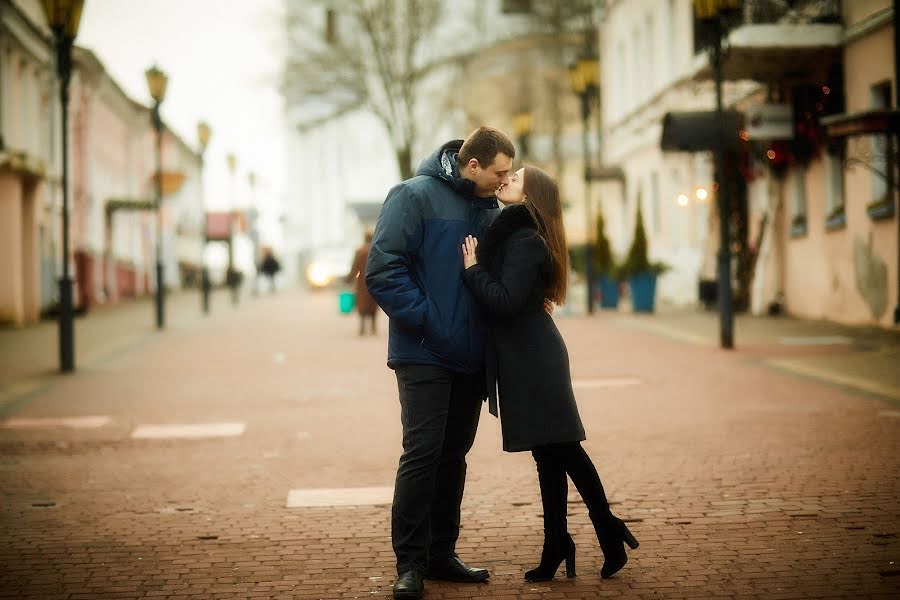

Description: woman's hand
[462,235,479,269]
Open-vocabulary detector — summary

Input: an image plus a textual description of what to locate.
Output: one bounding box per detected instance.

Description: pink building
[0,0,203,326]
[0,0,57,326]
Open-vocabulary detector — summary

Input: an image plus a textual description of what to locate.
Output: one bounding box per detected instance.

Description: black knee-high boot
[561,444,638,579]
[524,448,576,582]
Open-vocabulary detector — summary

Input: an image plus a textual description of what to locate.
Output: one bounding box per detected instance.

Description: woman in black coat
[461,166,638,582]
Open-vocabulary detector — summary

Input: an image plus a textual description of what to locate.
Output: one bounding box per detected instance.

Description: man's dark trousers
[392,364,484,574]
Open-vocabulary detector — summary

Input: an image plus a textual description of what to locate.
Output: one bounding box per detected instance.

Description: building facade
[0,0,203,326]
[601,0,897,327]
[600,0,761,305]
[0,0,60,325]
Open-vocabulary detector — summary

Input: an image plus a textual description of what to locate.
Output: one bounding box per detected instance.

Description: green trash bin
[338,291,355,314]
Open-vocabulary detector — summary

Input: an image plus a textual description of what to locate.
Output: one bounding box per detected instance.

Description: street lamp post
[145,65,168,330]
[42,0,84,373]
[694,0,740,348]
[513,110,533,161]
[197,121,211,314]
[569,51,599,315]
[225,153,240,305]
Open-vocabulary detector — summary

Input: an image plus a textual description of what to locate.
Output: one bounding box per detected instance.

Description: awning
[105,198,156,213]
[661,111,745,152]
[821,109,900,139]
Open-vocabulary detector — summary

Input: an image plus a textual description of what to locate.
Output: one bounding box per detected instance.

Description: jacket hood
[416,140,499,207]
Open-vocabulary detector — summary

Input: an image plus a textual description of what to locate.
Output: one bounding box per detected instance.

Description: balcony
[692,0,844,82]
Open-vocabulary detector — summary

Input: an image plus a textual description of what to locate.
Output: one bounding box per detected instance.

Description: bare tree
[282,0,481,180]
[520,1,596,178]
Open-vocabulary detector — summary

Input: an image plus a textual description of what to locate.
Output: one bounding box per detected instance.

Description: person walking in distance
[346,231,378,335]
[366,127,515,599]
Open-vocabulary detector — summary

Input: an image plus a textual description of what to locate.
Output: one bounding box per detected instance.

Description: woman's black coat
[462,203,586,452]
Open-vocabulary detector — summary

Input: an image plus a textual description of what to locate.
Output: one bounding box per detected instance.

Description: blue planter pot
[597,275,620,309]
[629,272,657,313]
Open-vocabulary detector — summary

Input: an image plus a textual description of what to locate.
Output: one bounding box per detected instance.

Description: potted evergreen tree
[593,211,620,309]
[620,205,668,313]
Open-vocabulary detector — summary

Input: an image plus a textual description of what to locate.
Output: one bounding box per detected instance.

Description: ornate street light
[145,64,168,329]
[41,0,84,373]
[513,110,533,161]
[224,153,239,305]
[694,0,742,349]
[197,121,212,314]
[569,48,600,314]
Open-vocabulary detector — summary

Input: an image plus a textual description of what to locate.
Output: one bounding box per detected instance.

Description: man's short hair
[457,126,516,169]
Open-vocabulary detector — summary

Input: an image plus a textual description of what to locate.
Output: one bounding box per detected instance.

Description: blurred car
[304,246,355,289]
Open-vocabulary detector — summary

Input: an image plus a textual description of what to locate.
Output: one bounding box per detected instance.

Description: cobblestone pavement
[0,289,898,599]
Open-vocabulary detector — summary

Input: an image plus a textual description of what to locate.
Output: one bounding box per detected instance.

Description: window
[616,41,627,117]
[501,0,532,13]
[868,81,894,219]
[650,171,661,234]
[325,8,338,44]
[824,142,846,230]
[631,27,641,105]
[789,168,807,237]
[665,0,676,80]
[645,15,655,97]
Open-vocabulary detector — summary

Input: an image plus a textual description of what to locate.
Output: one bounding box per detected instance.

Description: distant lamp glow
[695,187,709,202]
[197,121,211,150]
[145,65,168,104]
[306,262,333,288]
[766,149,777,160]
[41,0,84,38]
[677,193,690,207]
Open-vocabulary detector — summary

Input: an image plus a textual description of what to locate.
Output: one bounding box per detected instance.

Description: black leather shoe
[392,570,424,599]
[425,555,490,583]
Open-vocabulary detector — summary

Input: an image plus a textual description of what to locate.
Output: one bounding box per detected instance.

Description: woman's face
[496,168,525,206]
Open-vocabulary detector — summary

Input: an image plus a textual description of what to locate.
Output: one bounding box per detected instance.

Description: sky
[76,0,287,226]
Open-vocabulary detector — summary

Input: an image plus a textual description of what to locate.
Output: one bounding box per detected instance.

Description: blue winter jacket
[365,140,501,374]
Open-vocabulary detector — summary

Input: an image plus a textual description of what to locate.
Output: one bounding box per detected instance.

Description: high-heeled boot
[561,443,639,579]
[592,513,639,579]
[525,449,577,582]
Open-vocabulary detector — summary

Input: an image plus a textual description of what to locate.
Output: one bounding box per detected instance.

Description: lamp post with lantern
[41,0,84,373]
[568,47,600,314]
[694,0,740,348]
[145,64,168,329]
[196,121,211,314]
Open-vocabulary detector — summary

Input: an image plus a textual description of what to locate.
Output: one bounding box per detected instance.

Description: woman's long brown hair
[522,166,568,305]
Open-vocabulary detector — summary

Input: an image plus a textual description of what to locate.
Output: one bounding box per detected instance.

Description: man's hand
[462,236,479,269]
[544,298,554,315]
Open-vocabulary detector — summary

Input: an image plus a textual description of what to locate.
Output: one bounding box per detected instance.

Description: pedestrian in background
[346,232,378,336]
[258,247,281,294]
[366,126,515,600]
[461,165,639,583]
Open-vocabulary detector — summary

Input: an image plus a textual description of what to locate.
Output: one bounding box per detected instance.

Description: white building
[600,0,764,305]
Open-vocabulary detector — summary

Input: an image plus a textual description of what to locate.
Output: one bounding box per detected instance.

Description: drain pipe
[894,0,899,324]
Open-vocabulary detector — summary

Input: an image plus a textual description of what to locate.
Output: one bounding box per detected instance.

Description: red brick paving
[0,289,898,599]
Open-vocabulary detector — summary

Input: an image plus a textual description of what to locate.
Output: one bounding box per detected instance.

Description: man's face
[464,153,513,197]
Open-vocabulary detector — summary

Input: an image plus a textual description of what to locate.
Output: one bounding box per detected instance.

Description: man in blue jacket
[366,127,515,599]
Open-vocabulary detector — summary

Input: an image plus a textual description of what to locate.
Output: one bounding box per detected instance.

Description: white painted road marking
[286,486,394,508]
[778,336,852,346]
[131,422,246,439]
[1,416,112,429]
[573,377,642,389]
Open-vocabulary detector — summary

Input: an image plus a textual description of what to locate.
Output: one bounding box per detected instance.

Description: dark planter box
[597,275,620,309]
[630,272,657,313]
